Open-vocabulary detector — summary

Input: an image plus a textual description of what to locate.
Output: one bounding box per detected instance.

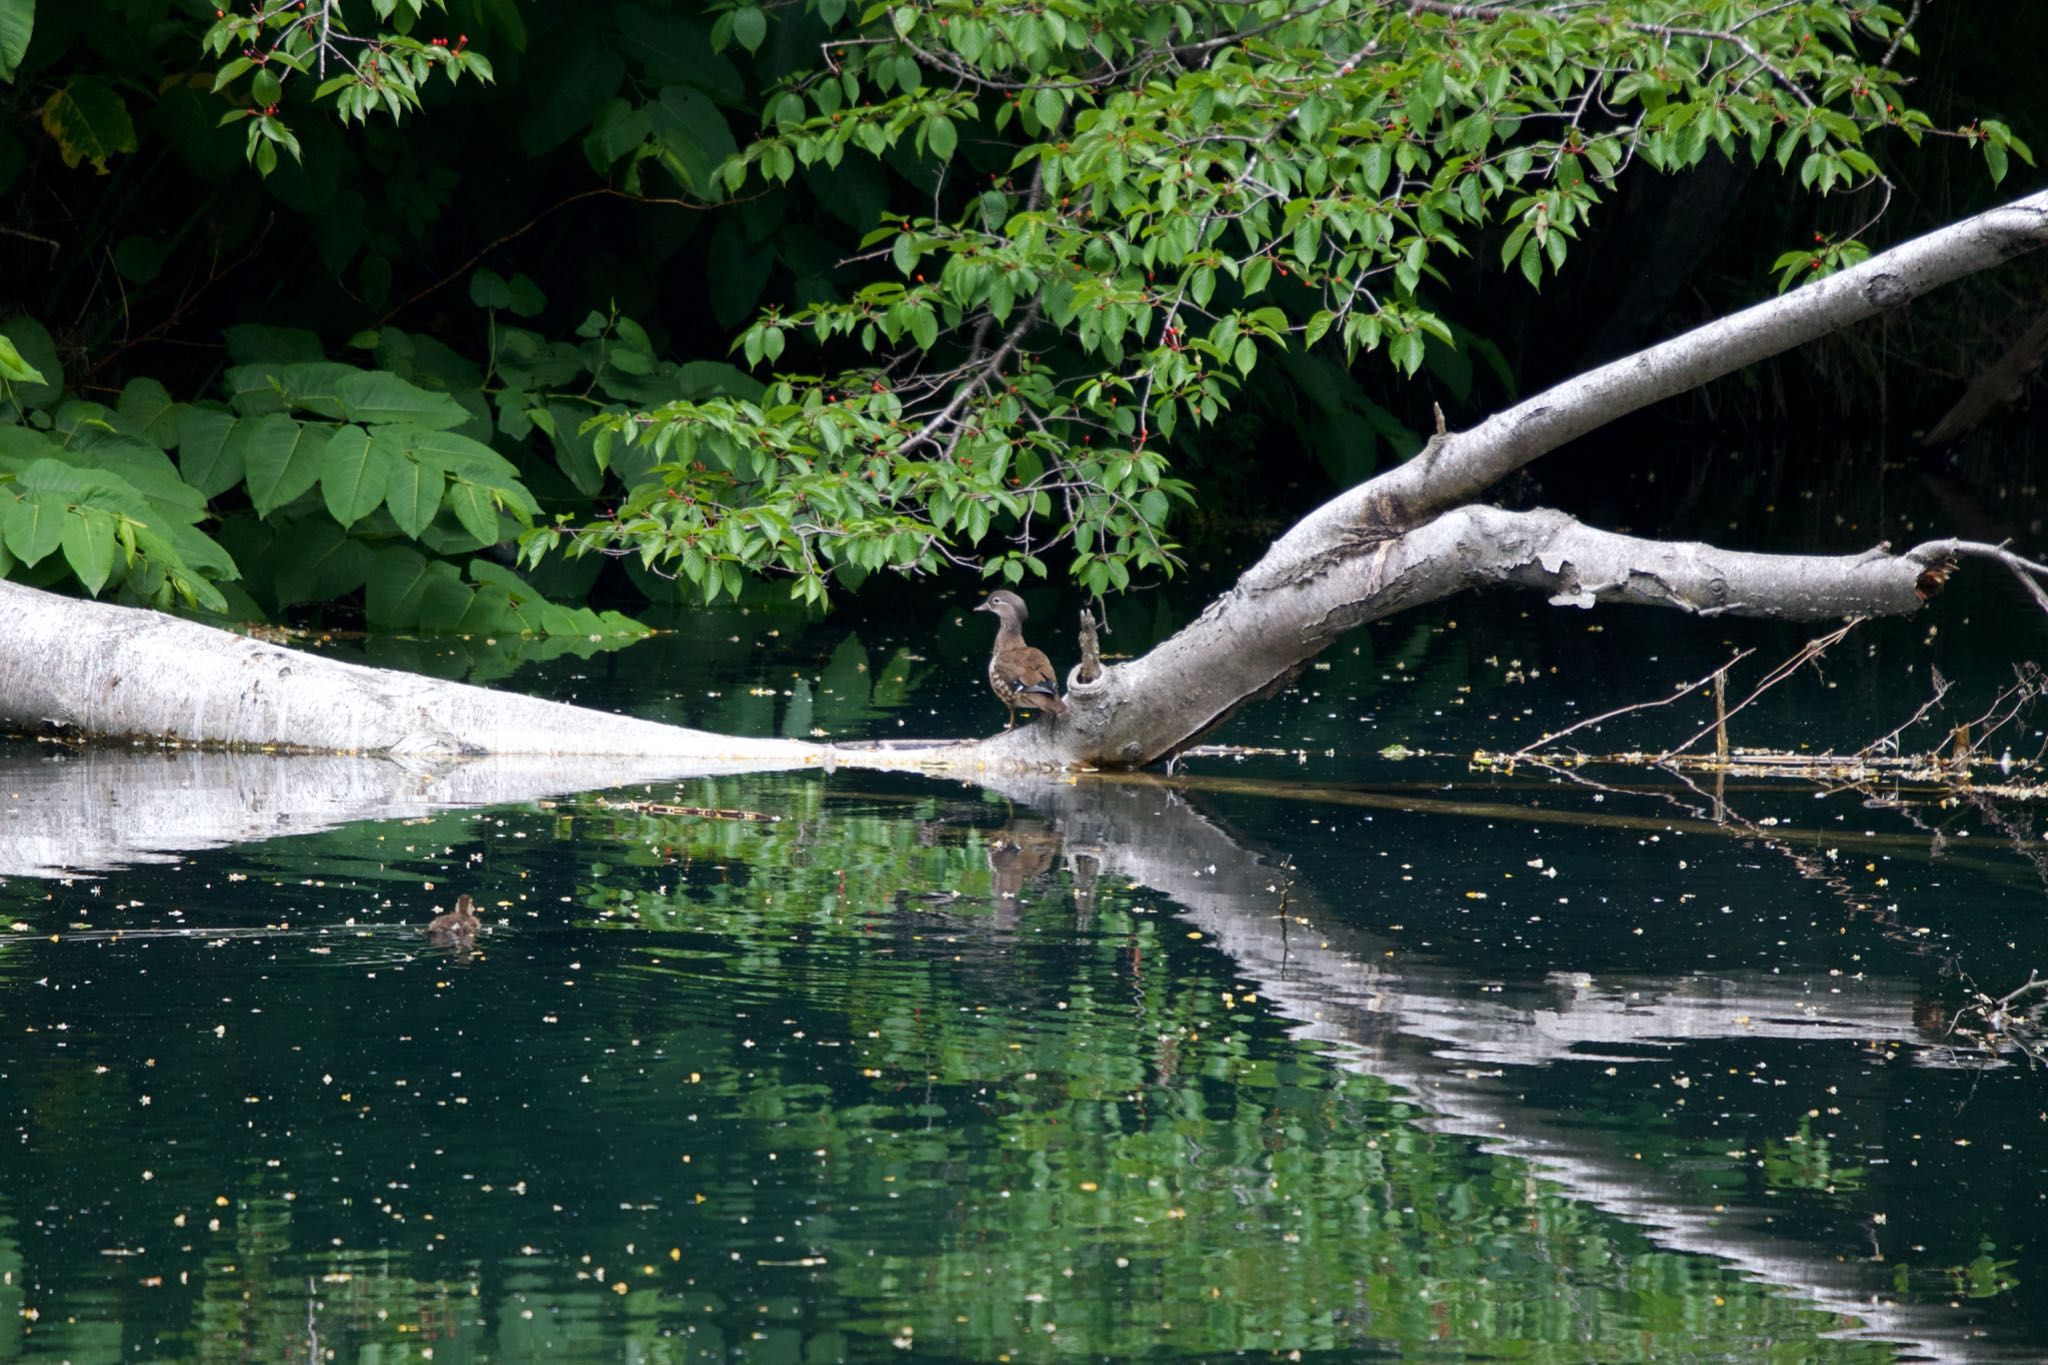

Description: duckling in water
[425,894,482,946]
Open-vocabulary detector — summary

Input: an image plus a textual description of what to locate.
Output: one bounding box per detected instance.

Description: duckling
[425,893,482,946]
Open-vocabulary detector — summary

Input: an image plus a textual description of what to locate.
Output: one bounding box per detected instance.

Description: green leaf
[469,267,513,309]
[732,5,766,53]
[239,415,331,517]
[1984,137,2009,186]
[1389,329,1425,376]
[0,330,45,384]
[40,76,137,173]
[0,315,59,406]
[60,505,116,595]
[2,485,64,565]
[365,546,444,628]
[405,429,534,514]
[334,371,469,429]
[649,84,738,199]
[385,449,445,538]
[444,480,503,547]
[175,408,245,497]
[271,517,373,607]
[518,32,625,157]
[0,0,32,84]
[319,424,397,528]
[113,377,177,445]
[505,273,546,317]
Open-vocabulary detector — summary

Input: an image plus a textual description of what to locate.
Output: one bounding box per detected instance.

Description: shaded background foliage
[0,0,2042,631]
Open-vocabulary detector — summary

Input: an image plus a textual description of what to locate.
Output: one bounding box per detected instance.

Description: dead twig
[1658,619,1861,760]
[1509,648,1753,762]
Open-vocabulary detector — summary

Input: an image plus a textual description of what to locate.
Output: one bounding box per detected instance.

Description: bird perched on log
[974,590,1067,729]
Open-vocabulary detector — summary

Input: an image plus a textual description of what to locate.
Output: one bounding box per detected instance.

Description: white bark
[0,578,854,764]
[977,508,1966,768]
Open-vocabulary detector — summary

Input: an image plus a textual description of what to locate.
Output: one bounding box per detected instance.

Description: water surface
[1,576,2044,1361]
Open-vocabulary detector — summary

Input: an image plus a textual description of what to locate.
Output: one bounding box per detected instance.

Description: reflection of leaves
[1761,1116,1864,1193]
[1894,1241,2021,1303]
[41,768,1923,1362]
[870,647,919,710]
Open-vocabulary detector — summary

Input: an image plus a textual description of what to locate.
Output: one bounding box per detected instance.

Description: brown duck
[425,894,482,946]
[974,590,1066,729]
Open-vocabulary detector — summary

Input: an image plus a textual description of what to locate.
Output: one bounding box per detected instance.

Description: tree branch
[1341,187,2048,531]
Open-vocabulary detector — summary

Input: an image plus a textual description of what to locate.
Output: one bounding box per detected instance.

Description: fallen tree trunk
[979,508,1986,768]
[0,577,847,764]
[5,191,2048,770]
[975,188,2048,767]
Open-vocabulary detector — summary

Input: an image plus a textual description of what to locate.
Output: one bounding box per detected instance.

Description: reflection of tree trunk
[0,746,821,876]
[0,746,1997,1358]
[7,192,2048,771]
[971,771,1984,1363]
[1923,296,2048,447]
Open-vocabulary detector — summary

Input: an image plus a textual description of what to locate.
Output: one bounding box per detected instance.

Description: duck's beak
[973,598,994,613]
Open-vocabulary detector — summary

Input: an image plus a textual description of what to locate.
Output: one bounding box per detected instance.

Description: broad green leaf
[365,546,444,628]
[469,267,513,309]
[334,371,469,429]
[238,414,331,516]
[732,5,766,53]
[405,429,536,515]
[60,505,117,595]
[271,517,373,606]
[273,362,363,418]
[319,424,396,528]
[0,315,60,406]
[2,486,65,565]
[40,76,136,173]
[113,377,177,445]
[384,450,445,538]
[518,32,625,156]
[650,84,738,199]
[176,408,244,497]
[0,0,31,83]
[0,330,45,384]
[39,434,203,519]
[444,480,504,547]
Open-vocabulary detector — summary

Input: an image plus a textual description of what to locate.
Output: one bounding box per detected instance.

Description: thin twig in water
[1859,666,1955,758]
[1659,620,1861,760]
[1511,649,1752,761]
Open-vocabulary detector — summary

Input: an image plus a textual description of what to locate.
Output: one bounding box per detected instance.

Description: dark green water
[2,576,2046,1362]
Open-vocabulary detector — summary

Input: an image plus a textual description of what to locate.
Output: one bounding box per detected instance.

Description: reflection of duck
[988,820,1060,902]
[425,894,482,946]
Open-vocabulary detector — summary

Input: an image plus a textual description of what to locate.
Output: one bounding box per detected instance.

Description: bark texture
[0,578,832,763]
[976,507,1957,767]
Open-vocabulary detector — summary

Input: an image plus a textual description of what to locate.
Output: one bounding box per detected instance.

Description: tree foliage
[0,0,2033,623]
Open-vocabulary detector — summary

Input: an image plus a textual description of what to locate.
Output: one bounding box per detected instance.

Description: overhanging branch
[1308,187,2048,541]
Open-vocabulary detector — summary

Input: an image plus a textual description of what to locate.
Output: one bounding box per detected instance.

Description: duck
[425,893,482,945]
[974,590,1067,730]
